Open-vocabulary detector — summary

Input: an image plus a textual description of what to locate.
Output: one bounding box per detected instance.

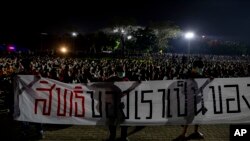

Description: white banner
[14,75,250,125]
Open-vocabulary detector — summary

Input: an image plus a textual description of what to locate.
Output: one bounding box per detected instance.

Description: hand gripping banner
[14,75,250,125]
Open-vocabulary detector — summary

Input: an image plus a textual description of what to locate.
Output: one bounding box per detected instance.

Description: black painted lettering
[141,90,153,119]
[135,91,140,119]
[158,89,166,118]
[243,84,250,109]
[175,87,187,117]
[167,89,172,118]
[224,85,241,113]
[193,87,206,115]
[88,91,102,118]
[177,81,184,87]
[125,91,130,119]
[210,86,223,114]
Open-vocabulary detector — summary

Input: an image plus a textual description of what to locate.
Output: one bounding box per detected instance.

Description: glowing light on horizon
[72,32,78,37]
[113,28,118,33]
[9,46,15,50]
[60,46,68,53]
[185,32,195,39]
[127,35,132,40]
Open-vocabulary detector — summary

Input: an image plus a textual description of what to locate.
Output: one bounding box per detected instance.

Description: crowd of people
[1,53,250,82]
[1,53,250,140]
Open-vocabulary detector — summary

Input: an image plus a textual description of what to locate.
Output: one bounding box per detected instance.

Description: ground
[0,112,229,141]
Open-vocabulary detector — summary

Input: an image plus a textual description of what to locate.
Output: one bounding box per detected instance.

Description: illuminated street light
[127,35,132,40]
[60,46,68,53]
[184,31,195,54]
[121,29,125,33]
[72,32,78,37]
[113,28,118,33]
[185,32,195,39]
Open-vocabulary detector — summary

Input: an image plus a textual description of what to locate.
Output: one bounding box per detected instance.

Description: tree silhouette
[149,21,181,50]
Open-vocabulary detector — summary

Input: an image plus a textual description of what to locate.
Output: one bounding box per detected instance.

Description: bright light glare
[185,32,195,39]
[9,46,15,50]
[121,29,125,33]
[113,28,118,33]
[60,47,67,53]
[127,35,132,40]
[72,32,78,37]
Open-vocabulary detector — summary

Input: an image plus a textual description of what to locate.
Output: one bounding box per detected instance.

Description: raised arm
[122,81,141,96]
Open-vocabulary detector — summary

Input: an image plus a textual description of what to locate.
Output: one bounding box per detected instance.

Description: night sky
[1,0,250,42]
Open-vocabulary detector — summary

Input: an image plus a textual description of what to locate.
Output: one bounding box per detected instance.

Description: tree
[130,27,157,52]
[149,21,181,50]
[96,31,119,51]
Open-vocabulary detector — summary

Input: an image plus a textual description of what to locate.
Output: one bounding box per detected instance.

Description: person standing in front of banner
[173,58,211,141]
[89,65,140,141]
[103,65,142,141]
[103,66,129,141]
[19,58,45,140]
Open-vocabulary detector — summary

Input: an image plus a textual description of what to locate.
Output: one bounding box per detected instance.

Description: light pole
[113,28,126,55]
[40,33,48,53]
[71,32,78,53]
[127,35,132,40]
[112,28,133,55]
[185,32,195,54]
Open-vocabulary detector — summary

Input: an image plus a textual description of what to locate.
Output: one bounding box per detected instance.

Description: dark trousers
[21,122,43,135]
[109,125,128,140]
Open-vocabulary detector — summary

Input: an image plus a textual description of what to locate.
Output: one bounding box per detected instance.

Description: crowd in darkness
[1,53,250,110]
[1,53,250,83]
[1,53,250,111]
[1,53,250,140]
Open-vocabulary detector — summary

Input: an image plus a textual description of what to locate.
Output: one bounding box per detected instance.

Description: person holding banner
[100,66,128,141]
[18,58,45,140]
[173,58,212,141]
[102,66,140,141]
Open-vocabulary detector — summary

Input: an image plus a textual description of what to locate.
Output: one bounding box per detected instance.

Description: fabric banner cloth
[14,75,250,125]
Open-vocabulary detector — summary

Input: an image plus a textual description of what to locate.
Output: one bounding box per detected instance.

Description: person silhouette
[88,66,140,141]
[172,59,213,141]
